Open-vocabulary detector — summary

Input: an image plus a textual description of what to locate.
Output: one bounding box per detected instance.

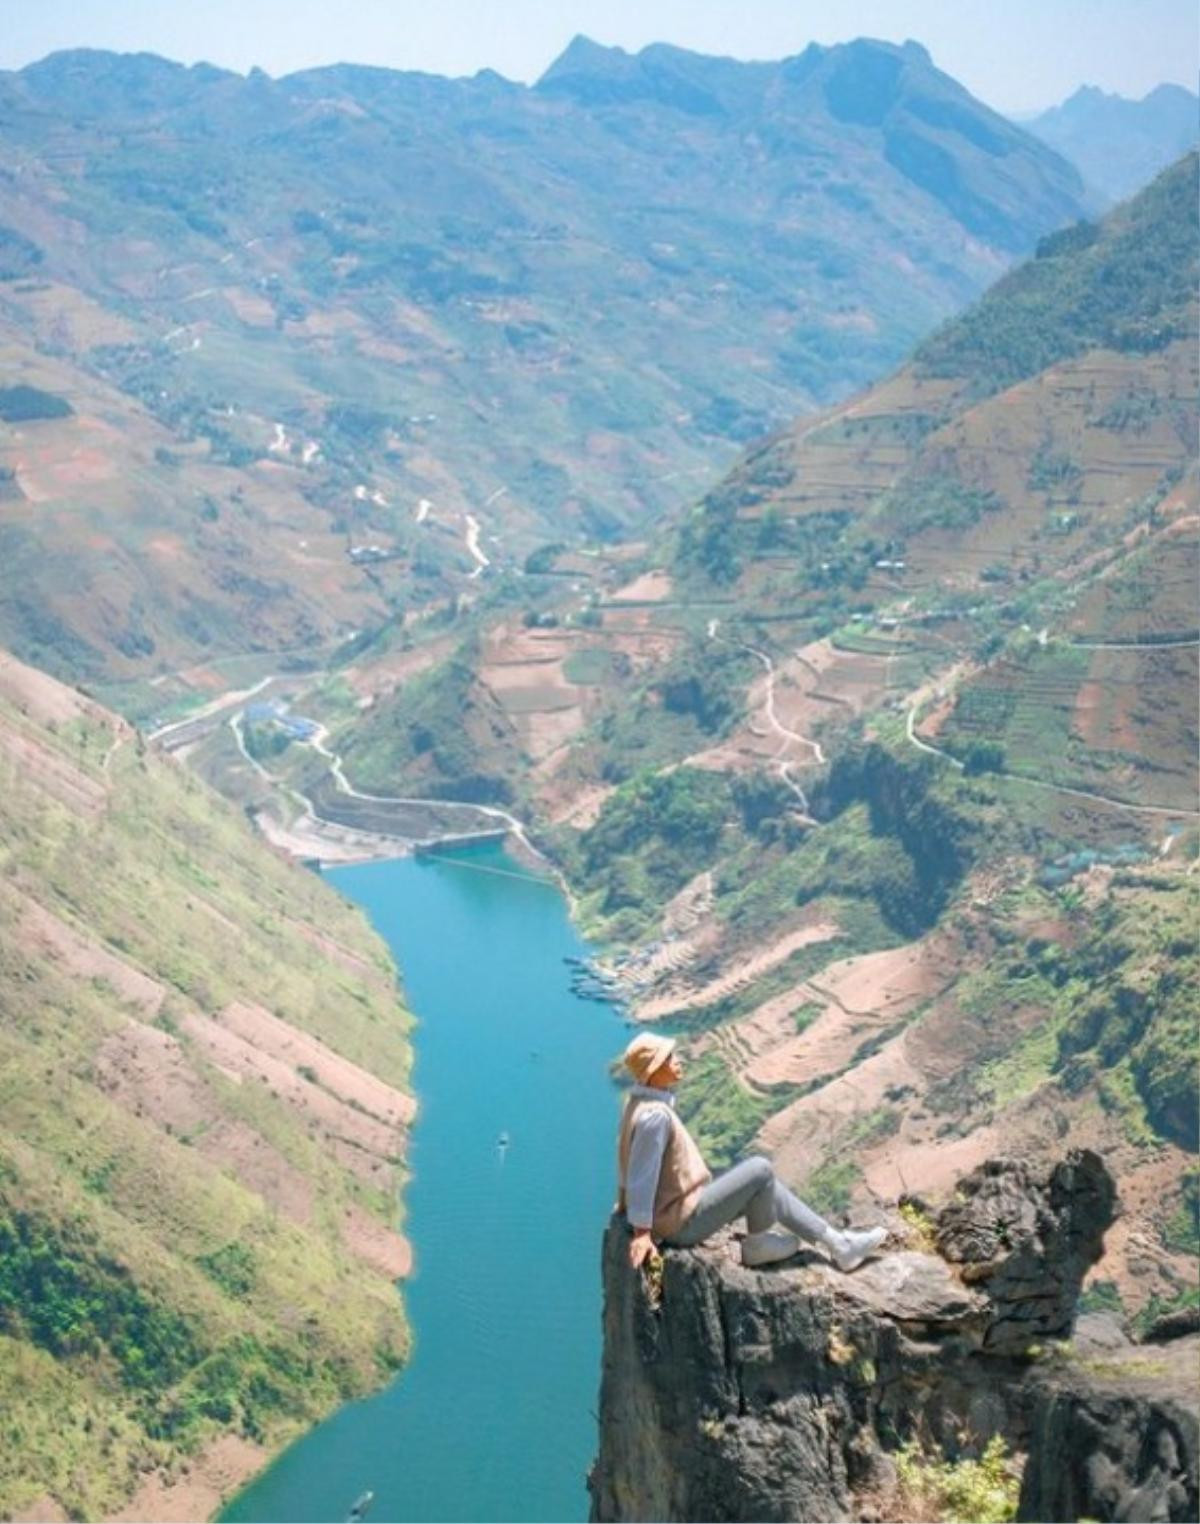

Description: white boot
[741,1229,800,1267]
[828,1226,887,1272]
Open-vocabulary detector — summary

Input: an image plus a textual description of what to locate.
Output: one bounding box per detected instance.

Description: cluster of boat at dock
[563,939,689,1009]
[563,954,624,1004]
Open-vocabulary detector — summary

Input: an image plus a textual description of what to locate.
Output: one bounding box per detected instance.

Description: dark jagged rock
[934,1150,1119,1354]
[1019,1330,1200,1523]
[588,1150,1195,1522]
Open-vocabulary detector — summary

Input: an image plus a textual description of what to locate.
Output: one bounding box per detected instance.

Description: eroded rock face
[1020,1363,1199,1524]
[935,1151,1118,1355]
[588,1150,1196,1523]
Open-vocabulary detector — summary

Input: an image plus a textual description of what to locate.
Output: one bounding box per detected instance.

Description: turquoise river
[222,843,627,1522]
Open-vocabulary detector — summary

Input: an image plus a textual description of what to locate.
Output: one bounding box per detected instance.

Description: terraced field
[936,639,1199,811]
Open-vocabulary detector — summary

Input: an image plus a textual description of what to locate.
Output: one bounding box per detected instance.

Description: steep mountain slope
[314,159,1198,1320]
[1028,83,1199,203]
[0,38,1093,685]
[0,309,390,693]
[0,653,413,1520]
[342,156,1198,814]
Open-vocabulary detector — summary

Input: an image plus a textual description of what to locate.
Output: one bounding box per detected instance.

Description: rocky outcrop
[1019,1333,1199,1524]
[589,1151,1199,1522]
[932,1151,1119,1354]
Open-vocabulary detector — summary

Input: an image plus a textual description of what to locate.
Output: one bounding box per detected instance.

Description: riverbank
[255,800,414,866]
[105,1436,268,1524]
[219,847,627,1522]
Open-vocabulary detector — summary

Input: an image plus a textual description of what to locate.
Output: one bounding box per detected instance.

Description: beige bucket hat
[622,1032,677,1084]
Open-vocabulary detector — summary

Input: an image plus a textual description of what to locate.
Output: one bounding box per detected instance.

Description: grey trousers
[666,1155,831,1247]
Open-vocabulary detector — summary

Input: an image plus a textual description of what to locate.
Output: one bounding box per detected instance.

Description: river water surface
[223,844,626,1522]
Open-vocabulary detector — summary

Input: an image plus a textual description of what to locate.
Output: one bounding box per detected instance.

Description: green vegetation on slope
[951,877,1198,1151]
[0,670,413,1519]
[676,1053,789,1173]
[589,638,754,783]
[339,645,521,805]
[1054,884,1198,1147]
[570,768,733,941]
[915,152,1198,395]
[811,744,985,936]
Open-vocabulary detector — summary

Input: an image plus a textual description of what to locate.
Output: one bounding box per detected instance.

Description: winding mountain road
[148,675,277,746]
[464,514,490,579]
[303,722,547,863]
[708,620,822,816]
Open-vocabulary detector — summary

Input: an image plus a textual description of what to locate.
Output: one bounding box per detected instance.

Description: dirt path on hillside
[19,899,165,1015]
[908,686,1200,818]
[707,621,823,813]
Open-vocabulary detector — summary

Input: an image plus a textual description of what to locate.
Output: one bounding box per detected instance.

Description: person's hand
[629,1229,657,1270]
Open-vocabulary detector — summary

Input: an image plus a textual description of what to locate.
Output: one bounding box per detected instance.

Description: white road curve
[303,724,554,871]
[464,513,490,578]
[709,620,823,814]
[905,701,962,768]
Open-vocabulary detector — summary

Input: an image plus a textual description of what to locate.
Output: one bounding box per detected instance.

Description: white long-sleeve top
[624,1084,677,1230]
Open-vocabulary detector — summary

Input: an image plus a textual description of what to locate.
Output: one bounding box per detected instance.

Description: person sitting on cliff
[616,1033,888,1271]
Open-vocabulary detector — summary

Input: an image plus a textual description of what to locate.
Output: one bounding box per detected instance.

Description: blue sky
[0,0,1195,113]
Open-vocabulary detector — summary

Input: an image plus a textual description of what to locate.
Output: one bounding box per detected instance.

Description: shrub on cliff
[1055,886,1197,1148]
[890,1434,1019,1523]
[580,768,731,923]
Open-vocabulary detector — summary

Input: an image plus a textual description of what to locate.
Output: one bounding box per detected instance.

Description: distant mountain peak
[901,37,933,63]
[535,33,738,115]
[1028,80,1199,202]
[1143,80,1200,106]
[19,46,234,83]
[1048,79,1199,114]
[536,34,627,84]
[14,46,237,111]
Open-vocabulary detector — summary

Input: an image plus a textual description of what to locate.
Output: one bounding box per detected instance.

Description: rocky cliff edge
[590,1150,1199,1523]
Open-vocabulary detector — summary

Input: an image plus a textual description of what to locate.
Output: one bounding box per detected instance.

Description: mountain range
[1027,82,1199,203]
[0,38,1096,688]
[0,37,1195,1517]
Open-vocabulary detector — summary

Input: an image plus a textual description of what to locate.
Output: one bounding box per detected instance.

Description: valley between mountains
[184,156,1199,1337]
[0,33,1195,1523]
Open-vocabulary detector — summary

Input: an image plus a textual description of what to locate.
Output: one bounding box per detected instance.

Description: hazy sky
[0,0,1195,114]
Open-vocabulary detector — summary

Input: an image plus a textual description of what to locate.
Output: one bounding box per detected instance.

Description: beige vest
[616,1093,711,1239]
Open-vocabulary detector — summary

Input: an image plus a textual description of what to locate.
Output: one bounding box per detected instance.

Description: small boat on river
[345,1490,374,1522]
